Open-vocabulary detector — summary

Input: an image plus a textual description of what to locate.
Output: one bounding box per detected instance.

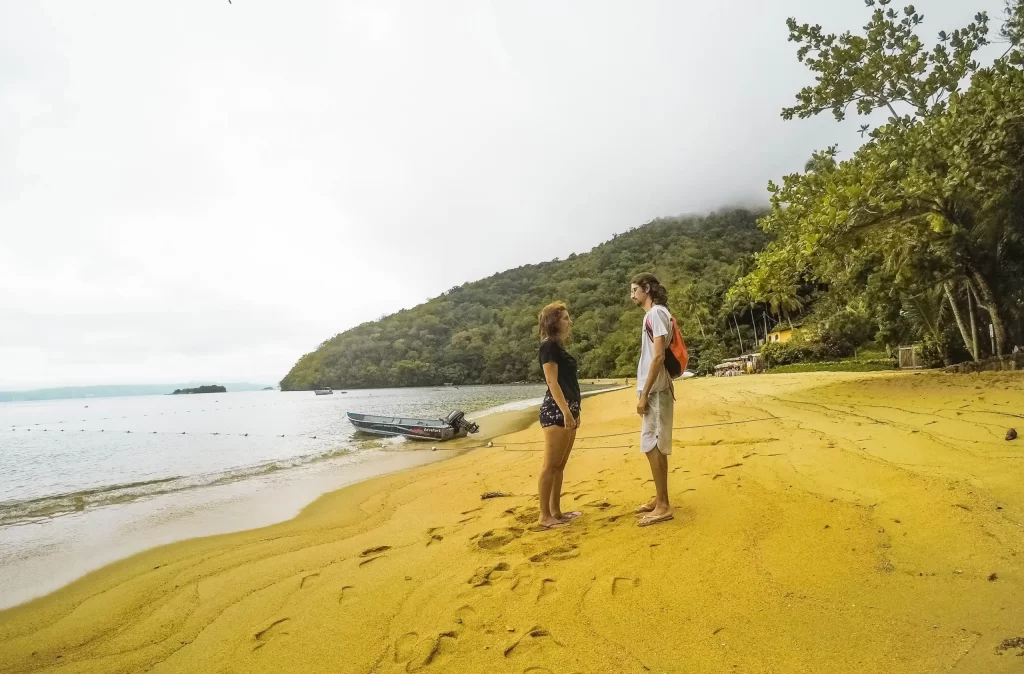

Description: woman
[536,302,582,529]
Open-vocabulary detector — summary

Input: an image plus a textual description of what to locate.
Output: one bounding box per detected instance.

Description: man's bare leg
[645,448,671,517]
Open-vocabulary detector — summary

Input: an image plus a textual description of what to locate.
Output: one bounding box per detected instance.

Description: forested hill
[280,209,767,390]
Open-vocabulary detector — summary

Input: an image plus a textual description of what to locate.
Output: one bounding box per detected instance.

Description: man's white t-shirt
[637,304,673,394]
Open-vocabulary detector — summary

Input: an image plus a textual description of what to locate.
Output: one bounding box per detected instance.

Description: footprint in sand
[611,576,640,595]
[394,631,459,672]
[252,618,290,652]
[454,605,478,630]
[585,499,613,510]
[536,578,556,602]
[299,573,320,590]
[395,632,420,663]
[507,507,542,525]
[529,545,579,563]
[506,565,539,596]
[468,562,511,587]
[337,585,354,603]
[359,545,391,567]
[426,527,448,547]
[476,527,524,550]
[503,627,560,660]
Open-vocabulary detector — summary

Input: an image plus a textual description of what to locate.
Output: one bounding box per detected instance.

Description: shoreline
[0,397,546,611]
[4,371,1022,672]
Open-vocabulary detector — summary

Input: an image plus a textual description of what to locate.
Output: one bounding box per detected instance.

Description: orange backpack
[645,310,689,378]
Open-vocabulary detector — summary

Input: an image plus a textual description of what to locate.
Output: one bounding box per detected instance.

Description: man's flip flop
[637,513,674,527]
[560,511,582,521]
[634,503,656,514]
[533,520,569,531]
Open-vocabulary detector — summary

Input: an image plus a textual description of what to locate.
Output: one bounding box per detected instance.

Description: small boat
[347,410,479,441]
[314,387,333,395]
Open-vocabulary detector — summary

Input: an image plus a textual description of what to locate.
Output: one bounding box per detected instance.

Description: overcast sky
[0,0,1005,388]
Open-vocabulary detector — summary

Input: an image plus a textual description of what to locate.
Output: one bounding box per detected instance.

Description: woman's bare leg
[538,425,570,527]
[549,426,577,518]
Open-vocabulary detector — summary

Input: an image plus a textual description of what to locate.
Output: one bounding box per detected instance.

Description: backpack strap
[645,308,674,345]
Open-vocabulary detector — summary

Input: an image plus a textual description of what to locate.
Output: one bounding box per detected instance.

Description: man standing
[630,272,674,527]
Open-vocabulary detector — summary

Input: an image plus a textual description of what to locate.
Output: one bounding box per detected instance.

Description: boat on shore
[314,387,333,395]
[347,410,479,441]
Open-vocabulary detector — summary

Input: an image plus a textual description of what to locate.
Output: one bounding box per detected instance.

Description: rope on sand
[494,416,780,450]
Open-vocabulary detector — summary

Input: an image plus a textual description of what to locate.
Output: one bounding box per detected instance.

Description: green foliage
[171,385,226,394]
[281,210,767,390]
[691,338,727,376]
[760,335,858,368]
[1001,0,1024,55]
[783,1,990,123]
[766,359,897,374]
[761,341,815,368]
[742,1,1024,367]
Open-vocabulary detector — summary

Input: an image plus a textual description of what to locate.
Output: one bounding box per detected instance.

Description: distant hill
[0,382,271,402]
[281,209,767,390]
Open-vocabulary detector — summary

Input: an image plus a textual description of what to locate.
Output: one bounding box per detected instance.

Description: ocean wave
[0,446,355,527]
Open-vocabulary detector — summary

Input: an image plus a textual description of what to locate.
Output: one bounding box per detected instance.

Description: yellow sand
[3,371,1024,673]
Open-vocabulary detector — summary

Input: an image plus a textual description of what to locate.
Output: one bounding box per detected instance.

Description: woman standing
[536,302,582,529]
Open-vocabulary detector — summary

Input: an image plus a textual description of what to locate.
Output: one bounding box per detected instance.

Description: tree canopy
[740,0,1024,365]
[281,210,767,390]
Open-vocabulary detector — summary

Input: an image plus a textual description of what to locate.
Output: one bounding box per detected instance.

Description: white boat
[314,387,333,395]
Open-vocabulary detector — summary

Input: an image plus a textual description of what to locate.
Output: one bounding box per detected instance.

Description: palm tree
[726,285,759,349]
[943,279,979,361]
[765,283,804,330]
[904,286,947,349]
[678,284,710,338]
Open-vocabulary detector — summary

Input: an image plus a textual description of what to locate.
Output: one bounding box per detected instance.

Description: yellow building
[766,328,793,344]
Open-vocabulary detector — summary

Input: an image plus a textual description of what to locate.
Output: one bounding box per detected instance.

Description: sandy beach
[2,371,1024,673]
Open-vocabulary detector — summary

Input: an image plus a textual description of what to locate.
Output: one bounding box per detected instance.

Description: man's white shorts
[640,389,674,455]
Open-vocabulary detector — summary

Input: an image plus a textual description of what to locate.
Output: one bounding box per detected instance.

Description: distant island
[262,386,275,391]
[171,385,226,395]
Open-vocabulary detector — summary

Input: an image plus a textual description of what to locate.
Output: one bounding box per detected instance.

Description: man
[630,272,674,527]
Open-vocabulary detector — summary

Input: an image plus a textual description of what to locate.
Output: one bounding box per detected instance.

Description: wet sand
[2,371,1024,673]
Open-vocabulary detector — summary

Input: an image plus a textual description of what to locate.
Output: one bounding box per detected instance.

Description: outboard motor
[444,410,480,435]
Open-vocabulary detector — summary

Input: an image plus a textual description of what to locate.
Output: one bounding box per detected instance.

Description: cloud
[0,0,1004,387]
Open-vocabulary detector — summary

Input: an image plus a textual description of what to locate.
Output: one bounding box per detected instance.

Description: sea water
[0,384,561,608]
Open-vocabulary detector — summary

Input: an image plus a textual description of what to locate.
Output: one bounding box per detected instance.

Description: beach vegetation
[742,0,1024,368]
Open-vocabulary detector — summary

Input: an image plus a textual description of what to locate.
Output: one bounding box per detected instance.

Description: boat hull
[346,412,465,441]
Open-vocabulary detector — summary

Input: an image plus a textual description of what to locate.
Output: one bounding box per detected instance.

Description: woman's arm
[543,361,577,430]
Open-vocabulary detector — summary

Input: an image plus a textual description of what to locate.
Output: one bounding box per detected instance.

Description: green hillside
[280,209,767,390]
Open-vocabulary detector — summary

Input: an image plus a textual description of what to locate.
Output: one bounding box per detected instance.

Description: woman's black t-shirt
[539,340,581,404]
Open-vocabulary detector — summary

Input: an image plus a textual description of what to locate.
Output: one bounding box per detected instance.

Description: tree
[764,282,804,330]
[742,2,1024,359]
[783,1,990,124]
